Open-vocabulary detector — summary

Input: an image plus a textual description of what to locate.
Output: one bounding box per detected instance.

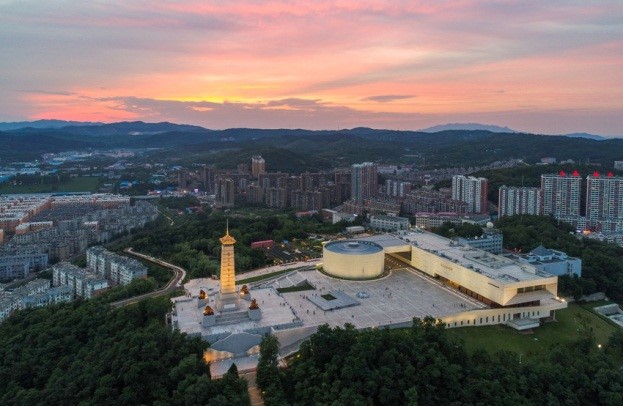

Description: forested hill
[258,318,623,405]
[3,121,623,169]
[0,297,249,404]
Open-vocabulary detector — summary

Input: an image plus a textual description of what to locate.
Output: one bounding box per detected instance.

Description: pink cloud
[1,1,622,135]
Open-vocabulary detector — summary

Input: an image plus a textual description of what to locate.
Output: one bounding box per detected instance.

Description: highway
[110,248,186,308]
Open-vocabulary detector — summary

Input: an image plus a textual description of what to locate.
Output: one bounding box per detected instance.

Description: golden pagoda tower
[215,221,240,311]
[219,221,237,296]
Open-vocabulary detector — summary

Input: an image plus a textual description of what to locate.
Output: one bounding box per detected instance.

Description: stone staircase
[216,310,250,325]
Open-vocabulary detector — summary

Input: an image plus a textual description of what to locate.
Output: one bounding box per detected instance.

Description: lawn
[446,302,621,362]
[0,177,100,194]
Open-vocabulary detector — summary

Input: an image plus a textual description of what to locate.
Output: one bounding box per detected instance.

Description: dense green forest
[0,297,249,405]
[128,210,344,279]
[496,215,623,301]
[5,122,623,170]
[258,318,623,405]
[432,222,485,239]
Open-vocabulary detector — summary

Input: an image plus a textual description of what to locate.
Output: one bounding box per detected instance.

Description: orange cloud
[0,1,622,135]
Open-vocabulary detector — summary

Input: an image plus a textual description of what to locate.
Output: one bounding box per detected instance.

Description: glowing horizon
[1,1,622,135]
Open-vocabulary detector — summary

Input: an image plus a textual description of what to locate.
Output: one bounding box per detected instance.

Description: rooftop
[324,240,383,255]
[364,232,554,284]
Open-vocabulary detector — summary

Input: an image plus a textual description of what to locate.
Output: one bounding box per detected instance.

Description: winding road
[110,248,186,308]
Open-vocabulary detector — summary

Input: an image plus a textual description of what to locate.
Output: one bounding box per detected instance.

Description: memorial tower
[216,221,240,310]
[219,222,237,295]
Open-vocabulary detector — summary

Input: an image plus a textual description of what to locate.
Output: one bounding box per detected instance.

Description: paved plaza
[174,257,495,380]
[178,261,487,335]
[174,279,299,336]
[177,262,491,376]
[281,267,485,329]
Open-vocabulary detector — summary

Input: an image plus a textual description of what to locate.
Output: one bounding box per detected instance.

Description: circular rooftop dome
[325,240,384,255]
[323,240,385,280]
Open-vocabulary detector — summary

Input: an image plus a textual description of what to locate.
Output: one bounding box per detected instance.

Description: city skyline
[1,1,622,135]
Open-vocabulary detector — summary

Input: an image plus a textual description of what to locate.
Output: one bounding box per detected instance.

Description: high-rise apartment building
[251,156,266,178]
[334,169,352,203]
[351,162,378,205]
[541,172,581,217]
[498,186,542,218]
[385,180,412,197]
[451,175,488,214]
[258,172,289,189]
[177,169,188,189]
[216,178,235,207]
[586,172,623,221]
[201,165,214,193]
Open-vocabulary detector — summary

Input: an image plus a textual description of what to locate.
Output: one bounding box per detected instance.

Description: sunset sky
[1,1,622,135]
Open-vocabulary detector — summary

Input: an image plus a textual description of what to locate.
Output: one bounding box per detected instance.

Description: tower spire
[219,224,237,296]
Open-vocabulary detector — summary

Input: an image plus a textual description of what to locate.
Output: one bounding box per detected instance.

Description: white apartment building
[541,172,581,218]
[87,246,147,286]
[451,175,488,214]
[585,173,623,222]
[498,186,541,218]
[0,279,72,322]
[52,262,109,298]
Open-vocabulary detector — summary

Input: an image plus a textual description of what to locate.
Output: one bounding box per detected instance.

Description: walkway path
[110,248,186,308]
[237,259,320,282]
[240,371,264,406]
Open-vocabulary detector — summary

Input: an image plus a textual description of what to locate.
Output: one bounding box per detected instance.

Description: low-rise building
[0,257,29,281]
[345,226,365,234]
[52,262,109,298]
[14,221,54,235]
[370,215,410,232]
[17,286,72,309]
[87,246,147,286]
[504,245,582,277]
[457,229,504,254]
[322,210,358,224]
[110,256,147,286]
[12,278,50,297]
[414,212,490,229]
[0,247,49,280]
[0,278,72,322]
[0,298,15,321]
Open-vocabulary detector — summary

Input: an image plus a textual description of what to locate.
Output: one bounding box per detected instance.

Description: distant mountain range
[0,120,207,135]
[562,132,606,141]
[0,119,103,131]
[420,122,608,140]
[420,123,518,133]
[0,120,612,140]
[1,120,622,169]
